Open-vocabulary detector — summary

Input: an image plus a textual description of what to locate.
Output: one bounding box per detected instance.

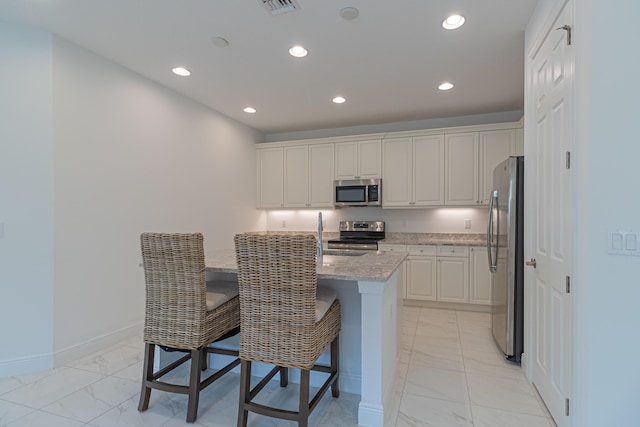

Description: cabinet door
[515,127,524,156]
[437,257,469,303]
[414,135,445,206]
[479,129,515,204]
[407,257,437,301]
[382,138,412,206]
[358,139,382,178]
[378,244,408,252]
[309,143,335,207]
[284,145,309,207]
[445,132,478,205]
[470,247,492,305]
[257,147,284,208]
[334,142,358,179]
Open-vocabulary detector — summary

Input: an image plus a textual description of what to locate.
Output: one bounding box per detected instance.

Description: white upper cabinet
[383,135,444,207]
[284,145,310,207]
[414,136,445,205]
[257,147,284,208]
[258,122,523,210]
[258,143,334,208]
[382,138,412,206]
[335,139,381,179]
[445,129,519,205]
[308,143,335,207]
[478,129,516,204]
[445,132,479,205]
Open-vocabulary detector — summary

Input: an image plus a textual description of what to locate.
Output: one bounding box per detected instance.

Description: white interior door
[527,1,573,425]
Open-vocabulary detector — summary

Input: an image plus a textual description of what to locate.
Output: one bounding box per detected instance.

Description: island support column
[357,270,400,427]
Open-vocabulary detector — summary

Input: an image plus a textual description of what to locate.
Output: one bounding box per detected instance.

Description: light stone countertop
[205,249,407,282]
[380,232,487,246]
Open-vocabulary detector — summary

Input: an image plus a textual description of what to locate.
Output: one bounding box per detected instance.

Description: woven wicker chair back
[234,234,321,367]
[140,232,208,349]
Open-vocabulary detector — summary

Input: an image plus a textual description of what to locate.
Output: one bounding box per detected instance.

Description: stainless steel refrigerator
[487,156,524,363]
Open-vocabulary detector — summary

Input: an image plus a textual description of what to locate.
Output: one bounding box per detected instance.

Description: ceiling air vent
[260,0,300,16]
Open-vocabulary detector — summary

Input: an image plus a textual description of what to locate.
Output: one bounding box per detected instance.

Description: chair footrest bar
[201,358,241,389]
[248,365,282,400]
[150,353,191,380]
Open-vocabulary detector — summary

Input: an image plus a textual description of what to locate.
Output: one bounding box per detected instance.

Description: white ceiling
[0,0,538,135]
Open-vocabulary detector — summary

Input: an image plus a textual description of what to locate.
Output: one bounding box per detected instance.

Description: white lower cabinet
[380,244,489,306]
[436,246,469,303]
[469,246,492,305]
[406,245,437,301]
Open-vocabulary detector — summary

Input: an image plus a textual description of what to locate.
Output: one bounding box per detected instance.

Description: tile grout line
[456,310,478,426]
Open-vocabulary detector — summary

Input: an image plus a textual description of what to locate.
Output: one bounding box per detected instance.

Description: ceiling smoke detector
[260,0,300,16]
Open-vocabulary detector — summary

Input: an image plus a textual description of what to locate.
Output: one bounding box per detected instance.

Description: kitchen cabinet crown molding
[255,120,523,148]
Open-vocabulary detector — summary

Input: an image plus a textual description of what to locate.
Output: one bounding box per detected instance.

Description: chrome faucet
[317,212,323,259]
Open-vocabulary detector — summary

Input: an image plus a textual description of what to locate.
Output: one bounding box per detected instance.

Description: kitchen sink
[321,249,367,256]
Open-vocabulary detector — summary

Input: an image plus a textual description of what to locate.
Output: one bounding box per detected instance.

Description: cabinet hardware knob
[525,258,537,268]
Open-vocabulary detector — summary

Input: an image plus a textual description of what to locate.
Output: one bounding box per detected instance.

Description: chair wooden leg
[200,348,208,371]
[280,366,289,387]
[331,336,340,398]
[237,360,251,427]
[138,343,154,412]
[186,349,201,423]
[298,369,310,427]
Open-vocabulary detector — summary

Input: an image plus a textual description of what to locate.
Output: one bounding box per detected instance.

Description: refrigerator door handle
[487,191,498,273]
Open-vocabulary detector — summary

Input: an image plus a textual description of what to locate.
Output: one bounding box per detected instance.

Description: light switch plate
[0,222,4,238]
[609,230,640,256]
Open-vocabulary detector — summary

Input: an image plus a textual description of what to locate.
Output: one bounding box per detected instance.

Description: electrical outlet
[282,219,287,228]
[464,219,471,229]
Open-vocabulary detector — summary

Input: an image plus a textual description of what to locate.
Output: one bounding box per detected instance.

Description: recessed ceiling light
[340,7,359,20]
[243,107,257,114]
[438,82,454,91]
[442,14,465,30]
[172,67,191,77]
[332,96,346,104]
[212,37,229,48]
[289,45,308,58]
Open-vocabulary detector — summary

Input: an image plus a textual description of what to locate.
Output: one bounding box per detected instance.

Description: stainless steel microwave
[334,179,382,207]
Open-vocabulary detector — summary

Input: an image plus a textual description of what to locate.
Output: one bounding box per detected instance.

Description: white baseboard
[0,353,54,378]
[53,322,143,367]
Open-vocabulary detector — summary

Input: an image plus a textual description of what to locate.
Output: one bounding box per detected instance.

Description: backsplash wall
[265,207,488,234]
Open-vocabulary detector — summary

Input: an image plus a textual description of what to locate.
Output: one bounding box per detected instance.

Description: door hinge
[565,398,570,416]
[566,151,571,169]
[566,276,571,293]
[557,24,572,46]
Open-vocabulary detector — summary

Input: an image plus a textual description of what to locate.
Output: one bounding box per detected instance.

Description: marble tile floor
[0,307,557,427]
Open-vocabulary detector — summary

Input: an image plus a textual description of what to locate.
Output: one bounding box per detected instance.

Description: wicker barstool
[233,233,341,427]
[138,232,240,423]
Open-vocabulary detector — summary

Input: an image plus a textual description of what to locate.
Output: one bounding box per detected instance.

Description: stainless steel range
[327,221,385,251]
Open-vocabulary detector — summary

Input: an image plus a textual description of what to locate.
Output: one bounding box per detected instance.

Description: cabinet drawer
[408,245,437,256]
[436,246,469,257]
[378,244,407,252]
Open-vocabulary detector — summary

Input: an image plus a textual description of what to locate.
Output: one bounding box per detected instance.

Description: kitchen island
[204,249,407,427]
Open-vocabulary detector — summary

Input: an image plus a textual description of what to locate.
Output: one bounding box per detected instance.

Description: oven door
[327,239,379,251]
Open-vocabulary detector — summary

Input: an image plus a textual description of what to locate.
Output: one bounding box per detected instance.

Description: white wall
[0,23,55,375]
[51,37,265,363]
[572,0,640,425]
[266,207,488,234]
[0,23,265,375]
